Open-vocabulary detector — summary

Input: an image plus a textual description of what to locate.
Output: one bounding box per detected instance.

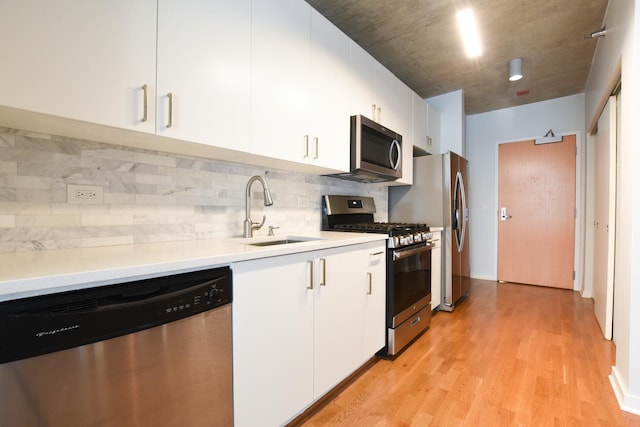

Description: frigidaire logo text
[36,324,80,337]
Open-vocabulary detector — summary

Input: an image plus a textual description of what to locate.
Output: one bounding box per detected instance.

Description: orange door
[497,135,576,288]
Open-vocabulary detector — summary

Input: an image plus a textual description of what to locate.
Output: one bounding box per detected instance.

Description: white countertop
[0,232,387,302]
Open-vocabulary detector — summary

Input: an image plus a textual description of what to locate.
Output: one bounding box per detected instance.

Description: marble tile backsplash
[0,128,388,253]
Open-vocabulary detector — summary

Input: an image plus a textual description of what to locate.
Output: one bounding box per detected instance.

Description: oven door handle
[393,242,434,261]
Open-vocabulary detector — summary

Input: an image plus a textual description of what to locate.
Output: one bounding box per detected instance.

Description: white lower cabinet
[362,243,387,358]
[313,246,366,397]
[232,251,314,427]
[232,241,386,426]
[431,230,442,310]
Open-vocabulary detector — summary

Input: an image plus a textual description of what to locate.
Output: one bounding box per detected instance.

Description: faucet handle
[252,215,267,231]
[268,225,280,236]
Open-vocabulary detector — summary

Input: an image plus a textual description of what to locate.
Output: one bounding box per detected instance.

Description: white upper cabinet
[349,41,413,184]
[0,0,157,133]
[0,0,420,179]
[348,42,377,119]
[250,0,311,164]
[427,101,441,154]
[413,92,430,153]
[156,0,251,152]
[250,1,350,173]
[348,42,412,137]
[308,9,351,172]
[375,65,413,140]
[413,93,440,154]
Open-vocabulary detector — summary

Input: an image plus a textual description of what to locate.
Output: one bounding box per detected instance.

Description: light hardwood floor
[296,279,640,426]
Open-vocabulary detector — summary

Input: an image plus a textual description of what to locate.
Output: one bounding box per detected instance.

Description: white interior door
[592,96,617,340]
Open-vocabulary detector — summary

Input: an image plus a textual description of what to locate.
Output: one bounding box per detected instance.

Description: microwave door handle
[389,140,401,170]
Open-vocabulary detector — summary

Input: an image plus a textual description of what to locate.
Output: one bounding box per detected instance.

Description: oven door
[390,241,433,327]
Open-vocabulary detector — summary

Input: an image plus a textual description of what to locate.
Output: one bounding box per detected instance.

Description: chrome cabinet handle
[370,251,384,256]
[167,92,173,128]
[307,260,314,290]
[313,137,319,159]
[377,106,382,123]
[141,84,148,123]
[319,258,326,286]
[304,134,309,158]
[371,104,376,120]
[367,272,372,295]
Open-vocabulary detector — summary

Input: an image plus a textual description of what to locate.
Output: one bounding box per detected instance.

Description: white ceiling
[305,0,609,115]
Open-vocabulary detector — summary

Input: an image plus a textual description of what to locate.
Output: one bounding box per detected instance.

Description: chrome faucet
[243,175,274,238]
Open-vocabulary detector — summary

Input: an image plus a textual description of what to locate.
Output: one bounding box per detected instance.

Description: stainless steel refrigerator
[389,151,470,311]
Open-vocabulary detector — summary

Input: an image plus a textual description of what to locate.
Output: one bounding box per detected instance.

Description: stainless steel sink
[246,237,322,247]
[248,239,310,247]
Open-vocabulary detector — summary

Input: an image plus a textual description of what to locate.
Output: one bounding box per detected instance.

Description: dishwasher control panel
[0,266,232,363]
[163,274,231,316]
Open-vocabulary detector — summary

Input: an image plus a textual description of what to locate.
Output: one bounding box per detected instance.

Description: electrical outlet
[67,184,104,204]
[297,197,310,208]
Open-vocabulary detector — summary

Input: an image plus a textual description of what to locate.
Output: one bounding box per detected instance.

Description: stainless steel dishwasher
[0,266,233,427]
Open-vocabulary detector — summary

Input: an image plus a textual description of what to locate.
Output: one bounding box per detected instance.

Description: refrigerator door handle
[459,171,467,252]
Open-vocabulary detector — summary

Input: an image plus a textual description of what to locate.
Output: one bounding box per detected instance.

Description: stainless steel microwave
[327,115,402,183]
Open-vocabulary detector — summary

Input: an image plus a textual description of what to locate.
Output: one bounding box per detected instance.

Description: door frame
[493,131,585,291]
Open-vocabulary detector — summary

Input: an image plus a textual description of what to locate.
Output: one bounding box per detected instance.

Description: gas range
[322,194,434,356]
[322,195,431,248]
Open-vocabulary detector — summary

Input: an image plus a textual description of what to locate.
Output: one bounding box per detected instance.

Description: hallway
[298,279,640,426]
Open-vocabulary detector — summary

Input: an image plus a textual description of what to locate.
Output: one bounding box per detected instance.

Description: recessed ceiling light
[457,8,482,58]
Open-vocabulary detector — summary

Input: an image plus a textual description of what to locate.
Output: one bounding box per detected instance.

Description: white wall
[427,90,465,156]
[465,94,586,282]
[586,0,640,415]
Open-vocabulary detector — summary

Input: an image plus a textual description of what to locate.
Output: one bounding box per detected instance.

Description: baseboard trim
[580,289,593,298]
[610,366,640,415]
[470,274,496,281]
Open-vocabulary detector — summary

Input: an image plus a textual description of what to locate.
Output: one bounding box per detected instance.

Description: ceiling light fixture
[457,8,482,58]
[509,57,523,81]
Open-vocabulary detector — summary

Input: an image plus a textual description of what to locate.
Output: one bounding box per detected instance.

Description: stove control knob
[414,233,422,243]
[400,235,413,246]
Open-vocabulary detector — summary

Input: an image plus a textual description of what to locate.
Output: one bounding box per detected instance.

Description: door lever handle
[500,207,512,221]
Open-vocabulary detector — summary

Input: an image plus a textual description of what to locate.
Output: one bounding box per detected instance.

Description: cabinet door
[157,0,251,152]
[362,242,387,359]
[0,1,156,133]
[427,103,441,154]
[232,253,314,427]
[251,0,310,162]
[413,92,430,152]
[375,65,413,137]
[348,42,377,120]
[375,65,413,185]
[313,246,365,398]
[431,236,443,310]
[308,10,351,172]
